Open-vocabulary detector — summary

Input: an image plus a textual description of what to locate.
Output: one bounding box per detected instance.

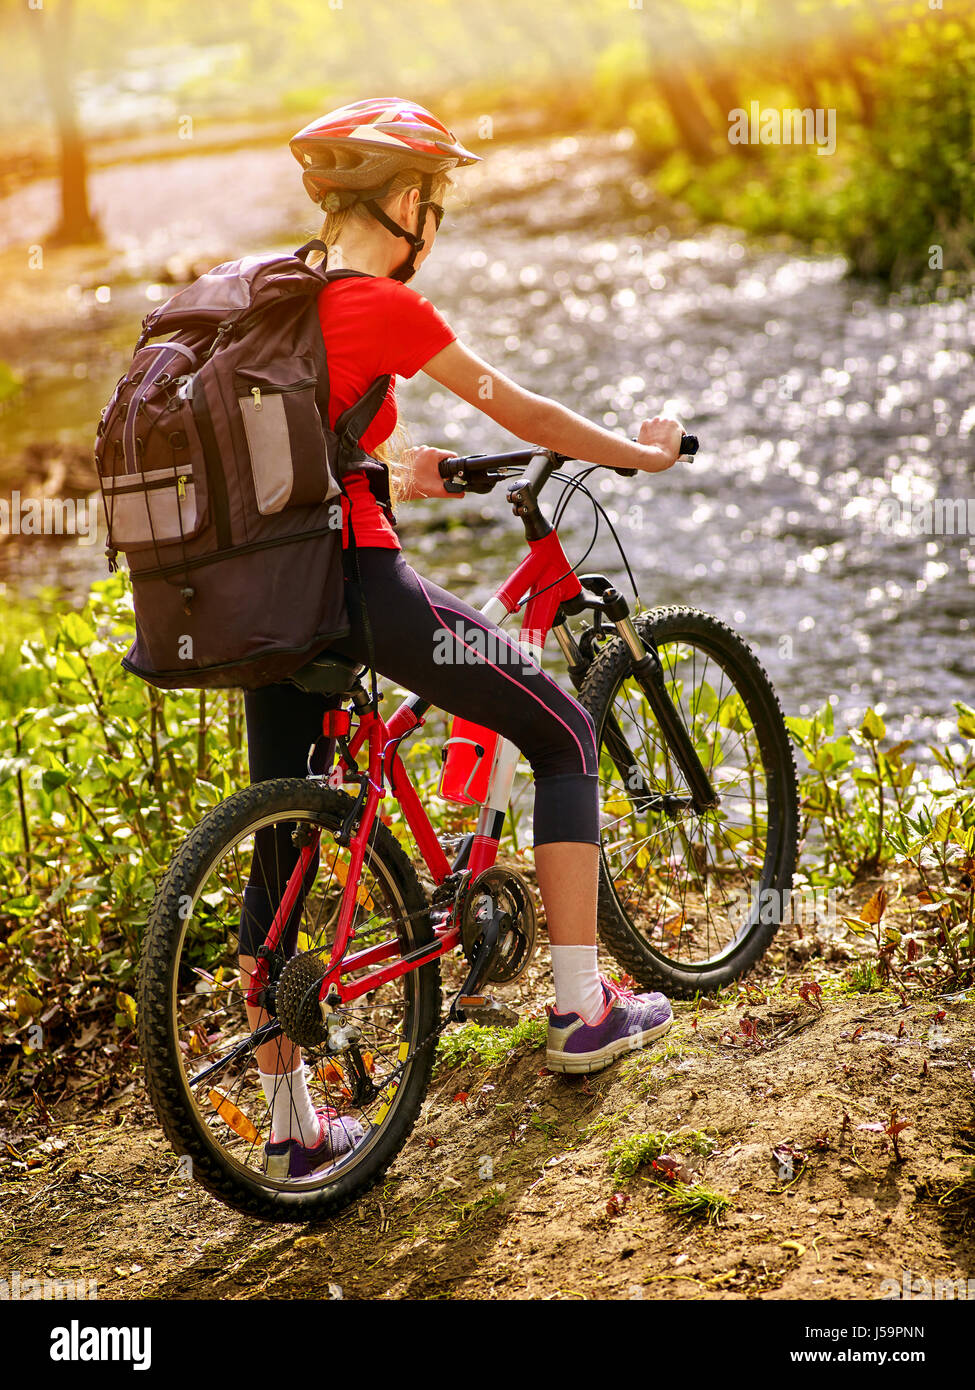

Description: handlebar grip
[612,432,699,477]
[438,454,501,493]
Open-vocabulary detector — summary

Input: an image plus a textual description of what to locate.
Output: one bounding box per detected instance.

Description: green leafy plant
[607,1128,716,1181]
[787,702,920,881]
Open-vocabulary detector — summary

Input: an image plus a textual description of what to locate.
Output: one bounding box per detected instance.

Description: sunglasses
[418,200,445,231]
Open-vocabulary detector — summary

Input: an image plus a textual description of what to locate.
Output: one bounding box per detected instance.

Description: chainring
[460,867,537,984]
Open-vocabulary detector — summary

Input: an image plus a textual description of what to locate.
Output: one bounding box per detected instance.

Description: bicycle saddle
[287,649,365,695]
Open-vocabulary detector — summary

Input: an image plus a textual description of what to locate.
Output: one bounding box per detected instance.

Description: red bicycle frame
[246,523,583,1010]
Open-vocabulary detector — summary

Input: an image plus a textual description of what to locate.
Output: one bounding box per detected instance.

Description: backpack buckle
[338,426,359,456]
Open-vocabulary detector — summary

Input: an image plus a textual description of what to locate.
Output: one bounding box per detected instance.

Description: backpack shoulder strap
[293,239,377,287]
[294,238,326,264]
[334,372,392,465]
[307,259,379,443]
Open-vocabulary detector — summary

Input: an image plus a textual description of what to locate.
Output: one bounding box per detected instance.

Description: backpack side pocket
[96,361,210,553]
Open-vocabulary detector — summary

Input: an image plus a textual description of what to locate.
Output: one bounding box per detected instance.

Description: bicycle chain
[376,1009,454,1095]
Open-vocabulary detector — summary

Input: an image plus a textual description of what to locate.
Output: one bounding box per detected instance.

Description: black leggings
[240,547,598,954]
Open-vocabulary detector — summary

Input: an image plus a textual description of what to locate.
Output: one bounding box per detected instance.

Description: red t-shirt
[318,275,456,549]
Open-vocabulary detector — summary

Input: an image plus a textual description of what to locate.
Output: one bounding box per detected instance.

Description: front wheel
[578,607,799,997]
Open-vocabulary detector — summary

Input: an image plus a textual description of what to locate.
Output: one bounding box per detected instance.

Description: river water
[1,131,972,746]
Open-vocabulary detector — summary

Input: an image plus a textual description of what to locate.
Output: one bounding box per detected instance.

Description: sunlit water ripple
[3,132,972,748]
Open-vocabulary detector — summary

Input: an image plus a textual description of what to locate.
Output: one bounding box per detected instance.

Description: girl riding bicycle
[243,98,684,1176]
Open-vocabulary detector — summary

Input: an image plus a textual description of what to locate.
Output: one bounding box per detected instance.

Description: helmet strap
[363,172,432,283]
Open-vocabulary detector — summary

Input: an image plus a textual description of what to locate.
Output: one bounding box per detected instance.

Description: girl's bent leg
[329,549,602,850]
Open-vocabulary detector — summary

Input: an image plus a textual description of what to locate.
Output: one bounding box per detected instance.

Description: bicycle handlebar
[437,434,699,492]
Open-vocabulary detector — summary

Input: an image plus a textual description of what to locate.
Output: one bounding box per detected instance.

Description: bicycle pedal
[458,994,487,1009]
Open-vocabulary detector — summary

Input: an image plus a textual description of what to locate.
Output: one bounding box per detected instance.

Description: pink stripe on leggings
[415,583,596,775]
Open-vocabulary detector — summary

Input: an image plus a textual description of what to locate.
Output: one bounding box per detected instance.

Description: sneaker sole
[545,1013,674,1075]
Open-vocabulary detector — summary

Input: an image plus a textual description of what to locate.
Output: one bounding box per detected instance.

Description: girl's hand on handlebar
[402,446,461,500]
[637,415,684,471]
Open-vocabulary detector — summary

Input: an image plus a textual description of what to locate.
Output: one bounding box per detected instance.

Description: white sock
[259,1064,320,1145]
[550,945,605,1025]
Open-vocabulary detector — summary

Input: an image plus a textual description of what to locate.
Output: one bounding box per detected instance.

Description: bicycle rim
[149,792,435,1204]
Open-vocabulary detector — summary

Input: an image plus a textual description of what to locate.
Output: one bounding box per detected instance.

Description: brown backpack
[94,240,390,690]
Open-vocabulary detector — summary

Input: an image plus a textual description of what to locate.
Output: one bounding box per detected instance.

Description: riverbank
[2,573,973,1095]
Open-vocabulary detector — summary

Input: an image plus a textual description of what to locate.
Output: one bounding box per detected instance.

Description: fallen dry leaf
[860,887,888,924]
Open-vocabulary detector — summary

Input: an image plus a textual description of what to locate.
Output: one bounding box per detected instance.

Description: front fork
[552,580,718,816]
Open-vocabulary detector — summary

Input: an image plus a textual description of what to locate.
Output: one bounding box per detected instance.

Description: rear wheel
[578,607,799,997]
[137,778,440,1221]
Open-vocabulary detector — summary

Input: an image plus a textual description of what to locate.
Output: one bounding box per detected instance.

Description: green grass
[580,1107,635,1142]
[607,1128,717,1181]
[607,1131,670,1180]
[843,963,887,995]
[432,1185,507,1240]
[434,1016,547,1071]
[653,1181,733,1226]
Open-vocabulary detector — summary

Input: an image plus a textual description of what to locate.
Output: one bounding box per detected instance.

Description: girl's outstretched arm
[421,339,683,472]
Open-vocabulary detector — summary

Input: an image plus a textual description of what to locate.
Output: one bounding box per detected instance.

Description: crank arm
[450,910,509,1022]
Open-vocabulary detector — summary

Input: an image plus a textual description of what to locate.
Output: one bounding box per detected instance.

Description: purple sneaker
[546,977,673,1074]
[263,1108,364,1181]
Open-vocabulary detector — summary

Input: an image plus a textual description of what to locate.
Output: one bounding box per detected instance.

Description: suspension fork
[557,582,718,815]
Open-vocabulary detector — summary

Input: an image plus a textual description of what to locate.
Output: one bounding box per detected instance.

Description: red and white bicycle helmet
[290,97,481,282]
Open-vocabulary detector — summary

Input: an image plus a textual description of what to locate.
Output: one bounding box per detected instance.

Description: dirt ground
[2,891,974,1303]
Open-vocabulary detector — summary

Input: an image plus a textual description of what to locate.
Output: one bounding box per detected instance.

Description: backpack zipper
[239,377,318,410]
[105,470,193,497]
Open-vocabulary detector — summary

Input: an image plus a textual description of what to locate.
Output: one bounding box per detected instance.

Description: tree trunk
[655,71,716,163]
[788,60,822,115]
[701,66,758,159]
[844,59,876,127]
[640,2,716,164]
[28,0,100,245]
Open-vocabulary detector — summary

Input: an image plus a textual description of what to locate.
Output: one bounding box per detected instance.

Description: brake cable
[550,465,642,603]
